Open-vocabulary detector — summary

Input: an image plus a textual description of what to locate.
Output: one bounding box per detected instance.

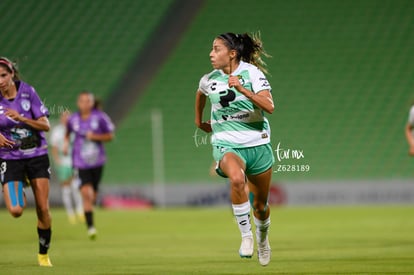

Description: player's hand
[5,108,23,122]
[409,146,414,156]
[86,131,95,140]
[62,140,69,155]
[228,75,242,91]
[198,121,212,133]
[0,133,14,148]
[54,157,61,166]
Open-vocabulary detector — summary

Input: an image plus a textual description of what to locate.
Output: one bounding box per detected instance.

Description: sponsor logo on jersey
[222,113,250,121]
[260,77,270,88]
[210,82,217,91]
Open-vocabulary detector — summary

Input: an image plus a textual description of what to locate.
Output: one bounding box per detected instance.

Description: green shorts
[55,165,73,182]
[213,143,274,178]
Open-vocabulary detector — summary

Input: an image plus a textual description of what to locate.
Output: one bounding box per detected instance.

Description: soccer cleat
[77,213,85,223]
[257,237,271,266]
[38,254,52,267]
[88,227,97,240]
[239,236,254,258]
[68,214,77,225]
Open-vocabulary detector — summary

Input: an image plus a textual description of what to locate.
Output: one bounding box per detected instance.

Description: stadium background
[1,0,414,206]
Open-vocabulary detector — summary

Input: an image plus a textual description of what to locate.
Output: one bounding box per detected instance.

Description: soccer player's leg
[31,177,53,267]
[78,168,98,239]
[1,159,26,217]
[2,181,26,218]
[219,152,254,258]
[71,170,85,222]
[59,166,77,224]
[247,168,272,266]
[80,183,97,239]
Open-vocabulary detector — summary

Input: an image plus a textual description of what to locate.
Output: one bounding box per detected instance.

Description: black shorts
[78,166,104,192]
[0,155,51,185]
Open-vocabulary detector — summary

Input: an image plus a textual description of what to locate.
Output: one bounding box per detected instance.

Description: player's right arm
[195,90,212,133]
[62,120,72,156]
[195,75,212,133]
[405,123,414,156]
[50,129,61,165]
[0,133,14,148]
[405,106,414,156]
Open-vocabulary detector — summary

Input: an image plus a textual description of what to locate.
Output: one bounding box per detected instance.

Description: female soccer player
[195,32,274,266]
[65,91,114,239]
[50,111,83,224]
[0,57,53,267]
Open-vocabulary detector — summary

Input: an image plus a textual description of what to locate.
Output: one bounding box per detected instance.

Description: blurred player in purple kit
[50,111,84,224]
[64,91,114,239]
[0,57,53,267]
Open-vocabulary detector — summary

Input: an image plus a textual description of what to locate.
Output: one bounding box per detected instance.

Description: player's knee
[9,206,24,218]
[230,175,246,192]
[5,181,26,216]
[252,200,268,215]
[36,205,50,220]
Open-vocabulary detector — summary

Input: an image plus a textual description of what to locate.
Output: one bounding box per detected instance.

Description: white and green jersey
[199,61,272,148]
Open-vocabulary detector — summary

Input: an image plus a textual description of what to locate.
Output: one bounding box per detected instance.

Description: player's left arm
[228,76,274,114]
[86,113,115,142]
[5,108,50,131]
[86,132,114,142]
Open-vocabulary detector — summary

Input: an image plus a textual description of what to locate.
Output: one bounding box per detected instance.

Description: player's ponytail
[0,57,20,81]
[218,32,271,75]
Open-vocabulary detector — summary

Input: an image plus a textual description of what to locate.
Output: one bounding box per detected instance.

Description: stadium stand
[110,0,414,183]
[1,0,174,115]
[2,0,414,184]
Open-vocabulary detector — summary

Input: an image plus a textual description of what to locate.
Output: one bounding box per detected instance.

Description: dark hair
[79,91,102,110]
[217,32,271,75]
[93,97,103,110]
[0,57,20,81]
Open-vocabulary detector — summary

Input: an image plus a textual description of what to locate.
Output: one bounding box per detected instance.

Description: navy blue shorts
[0,154,50,184]
[78,166,104,192]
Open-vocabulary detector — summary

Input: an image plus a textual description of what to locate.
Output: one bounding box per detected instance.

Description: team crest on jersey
[40,104,47,114]
[73,119,80,132]
[90,117,99,130]
[21,100,31,111]
[237,75,245,85]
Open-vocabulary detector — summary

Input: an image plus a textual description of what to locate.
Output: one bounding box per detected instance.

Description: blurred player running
[50,111,84,224]
[64,91,114,239]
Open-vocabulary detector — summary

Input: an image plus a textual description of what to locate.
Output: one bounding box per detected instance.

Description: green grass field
[0,206,413,274]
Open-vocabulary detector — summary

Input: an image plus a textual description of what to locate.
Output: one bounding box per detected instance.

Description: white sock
[71,179,83,215]
[62,186,74,216]
[254,216,270,243]
[232,202,253,238]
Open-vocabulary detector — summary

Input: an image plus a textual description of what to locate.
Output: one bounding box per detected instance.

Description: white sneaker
[88,227,97,240]
[239,236,254,258]
[257,237,271,266]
